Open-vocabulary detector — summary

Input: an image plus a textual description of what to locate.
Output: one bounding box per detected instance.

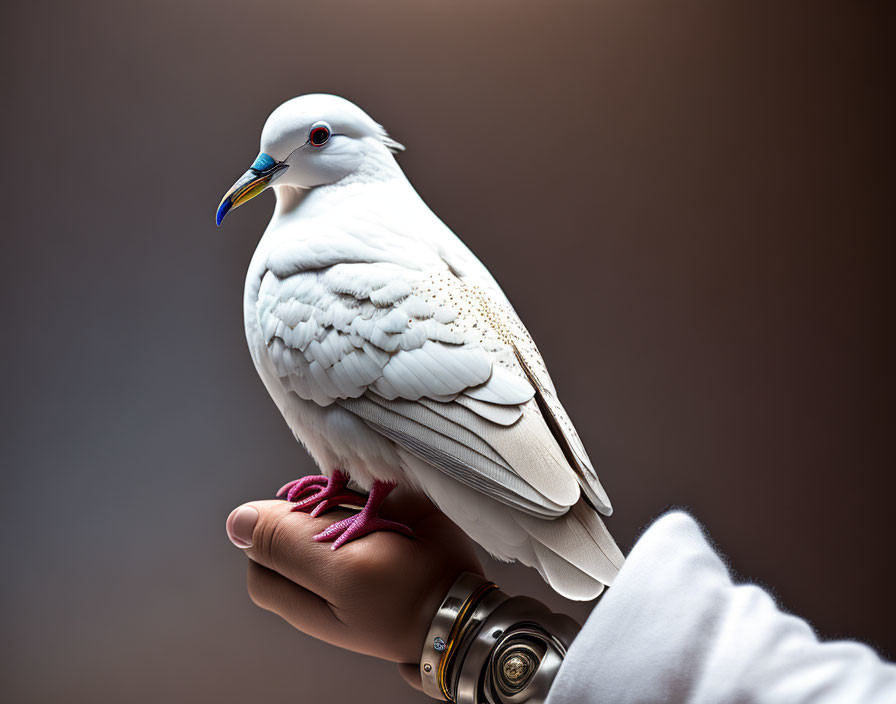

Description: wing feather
[455,395,522,426]
[415,396,579,507]
[338,393,567,517]
[255,249,602,517]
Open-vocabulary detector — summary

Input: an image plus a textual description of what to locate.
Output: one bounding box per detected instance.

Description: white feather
[241,94,623,598]
[454,395,523,426]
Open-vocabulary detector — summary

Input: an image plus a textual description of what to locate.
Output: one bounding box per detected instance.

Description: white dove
[217,94,624,599]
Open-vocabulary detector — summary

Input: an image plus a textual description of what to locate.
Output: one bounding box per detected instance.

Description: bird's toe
[312,514,414,549]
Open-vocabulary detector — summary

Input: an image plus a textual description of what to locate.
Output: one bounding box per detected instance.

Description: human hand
[225,487,482,685]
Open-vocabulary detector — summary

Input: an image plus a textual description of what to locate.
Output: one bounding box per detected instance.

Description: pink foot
[277,475,327,502]
[313,481,414,549]
[276,471,366,514]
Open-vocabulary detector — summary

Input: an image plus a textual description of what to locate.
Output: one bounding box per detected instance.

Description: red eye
[309,122,331,146]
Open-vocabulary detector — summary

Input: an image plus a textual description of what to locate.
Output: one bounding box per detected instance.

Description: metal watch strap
[460,596,580,704]
[420,573,581,703]
[420,573,502,700]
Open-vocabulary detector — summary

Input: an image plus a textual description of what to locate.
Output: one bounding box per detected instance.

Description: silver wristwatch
[420,573,581,703]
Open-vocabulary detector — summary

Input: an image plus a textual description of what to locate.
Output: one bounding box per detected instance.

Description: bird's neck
[272,185,307,218]
[272,146,408,222]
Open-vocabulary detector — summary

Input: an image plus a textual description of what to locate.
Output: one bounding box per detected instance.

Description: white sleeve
[546,511,896,704]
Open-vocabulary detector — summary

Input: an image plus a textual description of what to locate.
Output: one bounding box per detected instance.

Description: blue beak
[216,153,288,226]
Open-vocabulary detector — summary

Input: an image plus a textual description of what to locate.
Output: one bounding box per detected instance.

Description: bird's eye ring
[309,122,331,147]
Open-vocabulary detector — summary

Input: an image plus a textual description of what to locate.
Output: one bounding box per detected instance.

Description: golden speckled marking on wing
[414,270,528,373]
[412,268,610,513]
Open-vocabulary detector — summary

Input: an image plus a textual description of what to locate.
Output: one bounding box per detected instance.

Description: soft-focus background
[2,1,893,702]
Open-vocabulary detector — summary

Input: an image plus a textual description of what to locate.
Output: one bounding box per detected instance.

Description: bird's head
[216,94,404,226]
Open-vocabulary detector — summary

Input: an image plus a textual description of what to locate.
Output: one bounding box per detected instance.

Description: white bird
[217,94,624,600]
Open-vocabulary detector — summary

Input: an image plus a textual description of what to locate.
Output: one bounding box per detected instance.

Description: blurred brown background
[2,1,893,702]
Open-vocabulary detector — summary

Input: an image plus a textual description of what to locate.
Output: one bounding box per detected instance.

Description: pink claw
[309,495,365,517]
[313,514,414,549]
[278,470,366,515]
[312,481,414,549]
[276,475,327,501]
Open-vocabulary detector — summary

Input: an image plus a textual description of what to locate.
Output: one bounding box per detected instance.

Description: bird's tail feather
[398,452,624,601]
[515,501,625,600]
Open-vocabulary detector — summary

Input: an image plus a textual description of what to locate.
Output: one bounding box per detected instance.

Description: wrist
[420,572,580,703]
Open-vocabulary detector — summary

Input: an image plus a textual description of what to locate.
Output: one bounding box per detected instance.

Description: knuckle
[334,540,391,597]
[252,504,312,580]
[266,513,300,573]
[252,505,290,566]
[346,543,383,579]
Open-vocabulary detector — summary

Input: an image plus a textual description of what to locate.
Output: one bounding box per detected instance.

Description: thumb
[225,499,352,595]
